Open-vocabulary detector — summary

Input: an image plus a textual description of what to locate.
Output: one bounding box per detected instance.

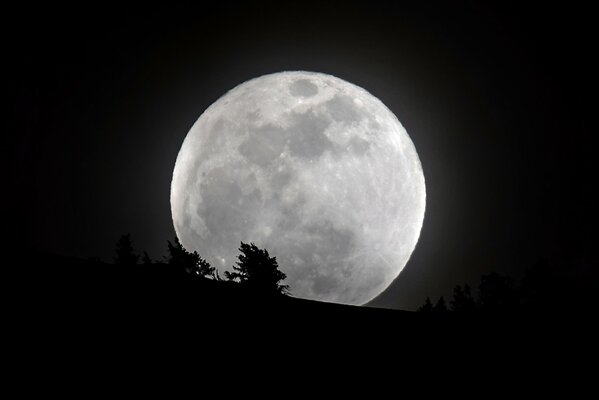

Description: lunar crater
[324,94,364,123]
[289,78,319,98]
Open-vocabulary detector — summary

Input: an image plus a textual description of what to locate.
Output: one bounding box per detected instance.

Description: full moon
[171,71,425,305]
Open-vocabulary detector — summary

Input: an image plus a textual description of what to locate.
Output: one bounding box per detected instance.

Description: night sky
[8,2,594,310]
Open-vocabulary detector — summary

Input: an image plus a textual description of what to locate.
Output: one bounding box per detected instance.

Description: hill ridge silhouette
[9,250,597,369]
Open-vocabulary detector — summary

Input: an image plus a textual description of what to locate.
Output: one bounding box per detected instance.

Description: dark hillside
[12,253,595,361]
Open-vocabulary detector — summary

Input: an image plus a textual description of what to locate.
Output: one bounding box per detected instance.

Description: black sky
[8,1,595,309]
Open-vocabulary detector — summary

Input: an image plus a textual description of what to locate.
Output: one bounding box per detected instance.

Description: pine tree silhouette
[450,284,476,313]
[417,297,434,312]
[433,296,448,313]
[141,251,153,266]
[225,242,289,295]
[114,233,139,266]
[478,272,518,311]
[167,237,215,279]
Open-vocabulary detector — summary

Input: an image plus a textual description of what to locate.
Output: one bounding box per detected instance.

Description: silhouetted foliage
[433,296,448,313]
[418,272,521,313]
[416,265,592,314]
[167,237,215,279]
[141,251,153,266]
[195,258,215,278]
[417,297,433,312]
[225,242,289,295]
[114,234,139,266]
[450,284,476,313]
[478,272,518,312]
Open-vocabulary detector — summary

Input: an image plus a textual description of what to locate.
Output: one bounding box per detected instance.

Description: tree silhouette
[433,296,448,313]
[225,242,289,295]
[141,251,153,266]
[478,272,518,312]
[450,284,476,313]
[417,297,433,312]
[167,237,215,279]
[114,233,139,266]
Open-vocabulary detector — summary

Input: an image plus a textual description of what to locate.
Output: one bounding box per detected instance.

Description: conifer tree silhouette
[417,297,434,312]
[225,242,289,295]
[450,284,476,313]
[433,296,448,313]
[141,251,153,266]
[114,234,139,266]
[478,272,517,311]
[167,237,215,279]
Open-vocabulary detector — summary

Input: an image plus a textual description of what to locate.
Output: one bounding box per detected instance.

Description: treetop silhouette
[433,296,448,313]
[418,272,524,313]
[451,284,476,313]
[167,237,215,279]
[478,272,517,311]
[225,242,289,295]
[114,233,139,266]
[141,251,153,265]
[417,297,433,312]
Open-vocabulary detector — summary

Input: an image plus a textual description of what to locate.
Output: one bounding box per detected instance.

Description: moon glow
[171,71,425,305]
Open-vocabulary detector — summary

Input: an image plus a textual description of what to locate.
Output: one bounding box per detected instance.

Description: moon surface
[171,71,425,305]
